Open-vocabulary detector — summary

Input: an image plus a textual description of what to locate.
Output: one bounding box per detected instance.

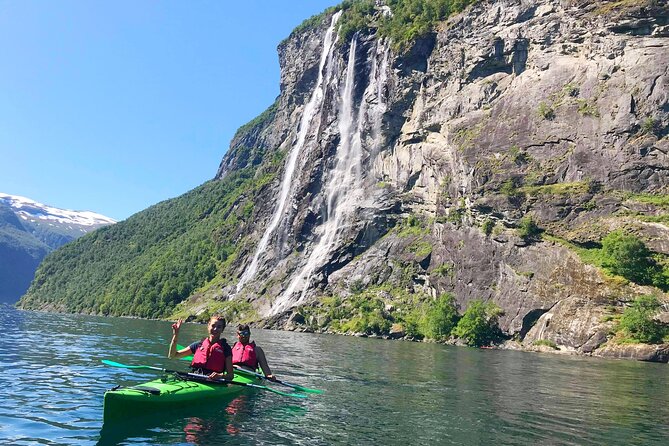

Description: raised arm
[168,319,192,359]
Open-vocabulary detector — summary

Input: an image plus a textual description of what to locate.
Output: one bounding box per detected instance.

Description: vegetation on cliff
[548,229,669,293]
[339,0,477,47]
[615,295,668,344]
[298,283,503,347]
[287,0,478,50]
[17,167,266,318]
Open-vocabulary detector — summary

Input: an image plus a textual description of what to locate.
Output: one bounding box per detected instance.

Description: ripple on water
[3,309,669,445]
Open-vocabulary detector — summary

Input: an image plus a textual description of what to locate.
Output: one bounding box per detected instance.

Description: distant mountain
[0,193,115,303]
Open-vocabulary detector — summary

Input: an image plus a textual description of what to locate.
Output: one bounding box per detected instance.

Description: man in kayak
[232,324,276,381]
[168,315,234,381]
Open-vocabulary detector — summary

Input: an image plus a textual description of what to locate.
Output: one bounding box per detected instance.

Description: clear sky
[0,1,338,221]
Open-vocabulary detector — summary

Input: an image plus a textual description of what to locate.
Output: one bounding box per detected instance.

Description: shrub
[652,261,669,291]
[453,300,503,347]
[500,179,521,198]
[339,0,376,41]
[481,218,494,236]
[517,216,542,241]
[562,83,579,97]
[420,293,459,340]
[509,145,531,165]
[601,231,654,285]
[618,295,667,343]
[341,311,391,335]
[446,207,465,225]
[533,339,558,349]
[537,102,555,120]
[402,308,424,339]
[379,0,476,50]
[433,262,454,278]
[350,279,365,294]
[640,117,661,136]
[577,99,600,117]
[586,179,602,194]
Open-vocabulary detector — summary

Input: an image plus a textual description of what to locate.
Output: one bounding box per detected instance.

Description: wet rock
[389,323,405,339]
[594,343,669,363]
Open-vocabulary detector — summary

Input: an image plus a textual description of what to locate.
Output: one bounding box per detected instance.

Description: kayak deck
[103,371,256,422]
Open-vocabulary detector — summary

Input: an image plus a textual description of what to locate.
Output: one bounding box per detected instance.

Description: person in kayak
[168,315,234,381]
[232,324,276,381]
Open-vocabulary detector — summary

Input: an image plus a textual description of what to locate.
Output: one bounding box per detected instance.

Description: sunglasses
[237,331,250,336]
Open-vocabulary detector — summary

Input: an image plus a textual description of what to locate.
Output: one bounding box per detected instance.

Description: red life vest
[191,338,228,372]
[232,341,258,370]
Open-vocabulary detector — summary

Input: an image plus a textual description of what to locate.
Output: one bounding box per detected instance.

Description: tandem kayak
[103,371,257,422]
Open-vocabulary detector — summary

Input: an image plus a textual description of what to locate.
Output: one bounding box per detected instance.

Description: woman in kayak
[168,315,234,381]
[232,324,276,381]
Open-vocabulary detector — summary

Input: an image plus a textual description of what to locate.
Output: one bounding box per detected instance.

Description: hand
[208,372,223,380]
[171,319,183,336]
[266,374,277,382]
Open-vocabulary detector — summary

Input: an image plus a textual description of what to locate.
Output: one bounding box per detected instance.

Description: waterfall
[271,37,390,315]
[236,11,342,293]
[370,39,390,154]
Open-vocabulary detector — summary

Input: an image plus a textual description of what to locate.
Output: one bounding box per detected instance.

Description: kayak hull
[103,372,256,422]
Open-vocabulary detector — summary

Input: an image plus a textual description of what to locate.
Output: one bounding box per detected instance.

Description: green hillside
[17,166,274,317]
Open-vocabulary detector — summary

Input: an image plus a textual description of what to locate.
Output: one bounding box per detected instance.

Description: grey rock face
[215,0,669,359]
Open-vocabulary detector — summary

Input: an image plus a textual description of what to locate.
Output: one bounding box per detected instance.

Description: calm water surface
[2,305,669,445]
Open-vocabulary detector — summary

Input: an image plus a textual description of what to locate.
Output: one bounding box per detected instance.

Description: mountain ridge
[0,192,115,303]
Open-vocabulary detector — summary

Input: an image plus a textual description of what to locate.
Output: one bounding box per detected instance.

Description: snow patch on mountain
[0,193,116,227]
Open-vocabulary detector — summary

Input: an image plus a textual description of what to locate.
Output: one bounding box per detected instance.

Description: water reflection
[3,308,669,445]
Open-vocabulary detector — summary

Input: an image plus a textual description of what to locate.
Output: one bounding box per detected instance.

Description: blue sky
[0,1,337,221]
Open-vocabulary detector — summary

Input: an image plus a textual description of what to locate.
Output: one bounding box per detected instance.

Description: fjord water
[2,306,669,445]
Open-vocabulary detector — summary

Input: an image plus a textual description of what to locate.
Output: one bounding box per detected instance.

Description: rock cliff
[215,0,669,360]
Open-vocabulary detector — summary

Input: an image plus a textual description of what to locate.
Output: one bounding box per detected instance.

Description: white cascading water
[370,39,390,154]
[271,37,390,315]
[236,11,342,293]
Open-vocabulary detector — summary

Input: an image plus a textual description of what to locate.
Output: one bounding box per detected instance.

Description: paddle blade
[101,360,164,372]
[283,382,323,394]
[243,382,308,399]
[102,359,140,369]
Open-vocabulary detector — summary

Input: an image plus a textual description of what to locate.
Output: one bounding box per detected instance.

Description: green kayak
[103,371,256,422]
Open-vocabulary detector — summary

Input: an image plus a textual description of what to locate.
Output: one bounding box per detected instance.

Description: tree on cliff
[602,231,655,285]
[452,300,503,347]
[618,295,667,344]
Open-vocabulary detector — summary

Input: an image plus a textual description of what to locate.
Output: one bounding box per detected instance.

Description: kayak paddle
[101,360,307,398]
[234,366,323,394]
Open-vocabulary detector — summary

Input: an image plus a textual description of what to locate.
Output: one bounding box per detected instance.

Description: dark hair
[209,314,227,328]
[237,324,250,333]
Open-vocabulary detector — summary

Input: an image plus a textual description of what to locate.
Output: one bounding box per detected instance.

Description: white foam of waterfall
[236,11,342,293]
[272,37,390,315]
[369,39,390,155]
